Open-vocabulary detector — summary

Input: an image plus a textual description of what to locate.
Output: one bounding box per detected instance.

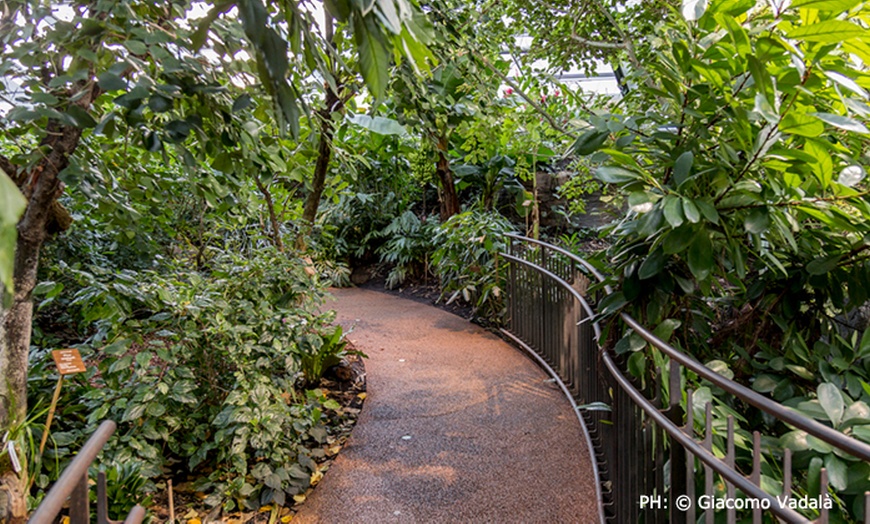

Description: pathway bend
[294,287,598,524]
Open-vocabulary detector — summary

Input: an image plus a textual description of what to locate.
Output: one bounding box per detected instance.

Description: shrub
[28,247,344,512]
[431,210,514,320]
[376,211,439,289]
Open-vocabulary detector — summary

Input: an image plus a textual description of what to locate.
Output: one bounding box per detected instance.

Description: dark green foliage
[432,211,514,319]
[97,463,153,521]
[299,325,364,384]
[563,0,870,518]
[377,211,439,289]
[27,248,341,511]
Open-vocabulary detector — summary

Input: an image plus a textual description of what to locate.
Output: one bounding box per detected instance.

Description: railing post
[668,360,686,524]
[29,420,116,524]
[69,472,89,524]
[98,470,109,524]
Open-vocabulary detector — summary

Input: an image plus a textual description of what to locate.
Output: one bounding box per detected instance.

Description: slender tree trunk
[0,159,59,524]
[255,175,284,251]
[531,179,540,239]
[0,80,96,522]
[299,17,343,251]
[301,86,342,227]
[0,288,26,524]
[435,136,459,221]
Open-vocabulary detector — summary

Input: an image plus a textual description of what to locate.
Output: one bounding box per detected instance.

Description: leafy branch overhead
[193,0,436,136]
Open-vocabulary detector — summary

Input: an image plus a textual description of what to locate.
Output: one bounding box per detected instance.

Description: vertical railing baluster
[751,431,761,524]
[97,470,109,524]
[819,468,829,524]
[654,372,665,524]
[725,416,735,524]
[69,473,89,524]
[782,448,792,509]
[669,359,686,524]
[686,389,696,524]
[704,402,714,524]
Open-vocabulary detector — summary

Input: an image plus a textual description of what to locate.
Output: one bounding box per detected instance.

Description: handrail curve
[29,420,145,524]
[500,233,870,523]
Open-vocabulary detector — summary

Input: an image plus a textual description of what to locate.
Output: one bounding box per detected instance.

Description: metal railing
[500,233,870,523]
[29,420,146,524]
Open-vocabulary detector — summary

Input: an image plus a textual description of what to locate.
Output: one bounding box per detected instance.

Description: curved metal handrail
[499,253,606,523]
[29,420,145,524]
[500,233,870,523]
[505,233,870,463]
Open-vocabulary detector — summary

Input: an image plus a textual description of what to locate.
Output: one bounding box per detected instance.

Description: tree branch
[569,33,626,49]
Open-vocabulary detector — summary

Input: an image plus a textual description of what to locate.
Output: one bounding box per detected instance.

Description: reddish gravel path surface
[294,287,599,524]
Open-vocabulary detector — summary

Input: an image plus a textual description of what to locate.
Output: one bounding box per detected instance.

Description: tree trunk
[301,87,342,227]
[0,80,96,522]
[255,175,284,251]
[300,17,342,244]
[0,289,26,524]
[435,136,459,221]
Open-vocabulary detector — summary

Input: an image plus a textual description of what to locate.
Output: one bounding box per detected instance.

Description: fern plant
[431,210,514,320]
[376,211,439,289]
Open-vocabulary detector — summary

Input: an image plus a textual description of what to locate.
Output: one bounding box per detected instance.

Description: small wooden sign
[51,349,86,375]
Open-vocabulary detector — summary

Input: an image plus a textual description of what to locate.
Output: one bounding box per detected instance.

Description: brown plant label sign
[51,349,86,375]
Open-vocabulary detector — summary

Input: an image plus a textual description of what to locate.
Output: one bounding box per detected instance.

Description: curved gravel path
[294,287,599,524]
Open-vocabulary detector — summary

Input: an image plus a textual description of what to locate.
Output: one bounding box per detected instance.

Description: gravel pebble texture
[294,287,599,524]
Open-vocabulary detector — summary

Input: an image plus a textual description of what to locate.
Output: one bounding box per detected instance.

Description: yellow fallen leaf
[310,470,323,485]
[259,506,272,513]
[325,445,341,456]
[293,494,306,504]
[188,519,202,524]
[357,393,367,400]
[182,509,198,519]
[61,518,70,524]
[281,516,293,523]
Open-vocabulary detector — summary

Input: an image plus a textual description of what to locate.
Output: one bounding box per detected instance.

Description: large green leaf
[812,112,869,133]
[663,226,695,254]
[825,71,869,99]
[687,230,714,280]
[638,248,666,279]
[0,170,26,297]
[673,151,693,186]
[572,129,609,155]
[663,196,684,227]
[682,198,701,223]
[787,20,866,43]
[595,166,639,184]
[818,382,845,426]
[347,113,407,135]
[744,207,770,234]
[807,254,842,275]
[824,454,848,491]
[779,112,824,137]
[97,71,127,92]
[791,0,862,11]
[354,14,391,100]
